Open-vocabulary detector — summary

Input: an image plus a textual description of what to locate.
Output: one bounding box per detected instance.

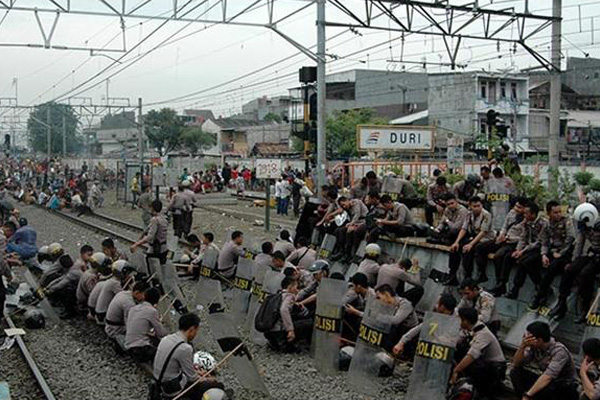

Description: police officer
[125,287,167,363]
[254,241,274,270]
[286,237,316,270]
[296,260,330,311]
[357,243,381,287]
[343,273,376,342]
[425,176,451,226]
[101,238,128,262]
[131,200,169,271]
[375,284,419,351]
[180,179,196,236]
[452,307,506,398]
[45,254,80,317]
[457,278,501,335]
[447,196,494,286]
[87,252,113,323]
[428,193,468,245]
[549,202,600,321]
[138,185,153,229]
[368,194,415,243]
[217,231,245,279]
[510,321,578,400]
[331,196,368,263]
[453,174,481,207]
[377,258,422,306]
[169,184,190,239]
[580,338,600,400]
[95,260,136,323]
[105,281,148,340]
[274,230,295,258]
[530,201,575,309]
[39,242,65,287]
[506,203,546,299]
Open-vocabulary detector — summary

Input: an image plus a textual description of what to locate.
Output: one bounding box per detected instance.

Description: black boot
[489,283,506,297]
[529,295,545,310]
[476,272,489,284]
[505,286,520,299]
[548,299,568,320]
[444,275,459,286]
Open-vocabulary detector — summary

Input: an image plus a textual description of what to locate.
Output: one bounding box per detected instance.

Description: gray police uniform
[125,301,167,352]
[105,290,135,339]
[76,269,98,309]
[457,290,500,332]
[95,278,123,316]
[286,247,317,270]
[217,240,245,278]
[357,258,380,287]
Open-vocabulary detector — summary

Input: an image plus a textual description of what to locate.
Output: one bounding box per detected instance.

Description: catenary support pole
[316,0,326,193]
[62,113,66,157]
[46,105,51,159]
[548,0,561,190]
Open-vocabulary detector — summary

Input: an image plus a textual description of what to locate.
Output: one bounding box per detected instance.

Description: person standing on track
[130,172,141,210]
[131,200,169,273]
[138,185,153,229]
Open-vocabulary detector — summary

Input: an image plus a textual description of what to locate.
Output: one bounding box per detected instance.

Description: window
[489,81,496,103]
[511,83,518,100]
[595,71,599,79]
[480,81,487,99]
[500,82,507,98]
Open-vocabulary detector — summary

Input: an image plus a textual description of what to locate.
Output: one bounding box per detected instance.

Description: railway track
[3,311,56,400]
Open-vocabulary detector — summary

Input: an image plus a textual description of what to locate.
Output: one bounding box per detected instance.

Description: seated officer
[428,193,468,246]
[510,321,578,400]
[457,278,501,335]
[393,293,457,358]
[217,231,245,279]
[376,258,422,306]
[105,281,148,340]
[343,273,376,341]
[254,241,274,270]
[452,307,506,398]
[45,255,78,317]
[125,287,168,363]
[357,244,381,287]
[375,284,419,351]
[265,277,313,353]
[367,194,415,243]
[580,338,600,400]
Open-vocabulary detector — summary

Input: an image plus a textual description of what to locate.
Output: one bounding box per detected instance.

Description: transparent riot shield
[245,263,269,342]
[207,311,270,396]
[486,178,511,232]
[317,233,336,260]
[231,258,255,323]
[581,302,600,359]
[198,247,219,280]
[405,312,461,400]
[312,278,348,375]
[160,261,185,304]
[192,278,225,312]
[23,270,60,325]
[347,298,396,396]
[503,306,559,349]
[157,295,177,333]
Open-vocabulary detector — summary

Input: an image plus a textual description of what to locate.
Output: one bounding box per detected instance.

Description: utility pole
[46,105,51,159]
[316,0,326,192]
[138,97,144,181]
[548,0,562,189]
[62,113,66,158]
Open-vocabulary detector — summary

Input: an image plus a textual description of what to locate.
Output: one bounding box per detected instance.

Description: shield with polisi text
[347,298,396,396]
[405,312,461,400]
[312,278,348,375]
[249,269,283,345]
[24,270,60,325]
[207,310,270,396]
[198,247,219,280]
[245,263,269,338]
[317,233,336,260]
[486,177,512,231]
[581,302,600,359]
[503,304,559,349]
[232,258,255,322]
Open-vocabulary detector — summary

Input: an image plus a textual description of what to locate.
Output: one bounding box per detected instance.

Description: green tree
[326,109,387,158]
[27,102,80,155]
[144,108,184,156]
[263,112,282,123]
[180,127,217,154]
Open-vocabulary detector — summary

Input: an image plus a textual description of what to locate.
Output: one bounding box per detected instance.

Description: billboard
[357,125,434,152]
[256,159,282,179]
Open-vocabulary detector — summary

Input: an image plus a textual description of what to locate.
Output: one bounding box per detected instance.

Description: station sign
[256,159,282,179]
[357,125,434,152]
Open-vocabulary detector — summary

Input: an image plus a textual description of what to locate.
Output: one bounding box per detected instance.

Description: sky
[0,0,599,145]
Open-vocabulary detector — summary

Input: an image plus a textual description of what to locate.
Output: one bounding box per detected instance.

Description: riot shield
[198,247,219,280]
[405,312,461,400]
[312,278,348,375]
[231,258,255,322]
[247,268,282,345]
[310,229,321,249]
[207,311,269,396]
[486,178,512,232]
[160,262,185,304]
[23,270,60,324]
[347,298,396,396]
[157,295,177,333]
[503,305,559,348]
[581,302,600,359]
[317,233,336,260]
[193,278,225,312]
[245,264,269,334]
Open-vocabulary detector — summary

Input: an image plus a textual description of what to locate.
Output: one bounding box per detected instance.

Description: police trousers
[512,249,542,289]
[536,252,572,299]
[493,242,517,284]
[464,359,506,398]
[510,366,578,400]
[558,255,600,309]
[368,224,415,243]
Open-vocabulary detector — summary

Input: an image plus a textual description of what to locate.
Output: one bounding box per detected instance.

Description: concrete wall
[428,73,477,138]
[565,57,600,96]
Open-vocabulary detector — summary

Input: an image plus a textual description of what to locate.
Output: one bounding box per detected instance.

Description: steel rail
[3,311,57,400]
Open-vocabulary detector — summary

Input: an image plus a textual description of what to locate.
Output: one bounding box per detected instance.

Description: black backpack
[254,292,283,333]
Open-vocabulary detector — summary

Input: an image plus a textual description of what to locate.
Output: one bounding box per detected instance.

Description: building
[427,72,529,150]
[86,111,143,156]
[201,117,290,157]
[179,109,215,126]
[239,96,292,122]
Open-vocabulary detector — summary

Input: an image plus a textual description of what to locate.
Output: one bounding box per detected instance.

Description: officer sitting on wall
[457,278,501,335]
[452,307,506,399]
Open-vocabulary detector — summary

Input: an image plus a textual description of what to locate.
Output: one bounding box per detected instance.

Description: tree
[180,127,217,154]
[263,112,282,123]
[27,102,80,155]
[326,109,387,158]
[144,108,184,156]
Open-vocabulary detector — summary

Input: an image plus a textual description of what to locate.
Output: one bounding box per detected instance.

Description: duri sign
[357,125,435,152]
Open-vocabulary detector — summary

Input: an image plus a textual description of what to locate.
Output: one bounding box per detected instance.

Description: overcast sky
[0,0,599,143]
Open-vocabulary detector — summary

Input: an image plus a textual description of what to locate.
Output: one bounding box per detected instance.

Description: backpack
[254,292,283,333]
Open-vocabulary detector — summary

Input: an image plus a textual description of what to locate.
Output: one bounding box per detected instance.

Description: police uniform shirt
[87,278,109,310]
[147,215,168,254]
[76,269,98,306]
[254,253,274,269]
[357,258,380,287]
[573,226,600,260]
[522,338,577,385]
[467,322,506,363]
[218,240,245,278]
[390,296,419,329]
[182,188,196,207]
[153,332,197,388]
[453,180,476,204]
[437,204,468,232]
[138,192,153,212]
[46,263,83,294]
[275,290,297,332]
[516,217,548,252]
[39,261,65,287]
[274,240,295,257]
[348,199,368,224]
[105,290,135,338]
[376,263,421,289]
[499,209,525,243]
[386,202,414,225]
[286,247,317,270]
[350,184,368,200]
[125,301,167,349]
[456,290,500,326]
[540,216,575,257]
[461,209,494,242]
[95,278,123,314]
[426,183,451,207]
[343,287,376,313]
[297,280,319,302]
[399,322,422,345]
[169,192,188,214]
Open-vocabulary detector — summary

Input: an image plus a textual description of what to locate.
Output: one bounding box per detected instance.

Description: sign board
[256,159,282,179]
[446,135,464,170]
[357,125,434,152]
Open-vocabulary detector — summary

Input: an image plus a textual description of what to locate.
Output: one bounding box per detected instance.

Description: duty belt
[105,319,124,326]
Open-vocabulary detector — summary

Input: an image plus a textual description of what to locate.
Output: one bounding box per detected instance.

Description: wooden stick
[160,298,178,321]
[172,342,244,400]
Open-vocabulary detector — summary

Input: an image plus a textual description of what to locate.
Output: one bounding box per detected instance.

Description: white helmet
[90,252,112,276]
[182,179,192,188]
[202,388,229,400]
[574,202,599,228]
[364,243,381,257]
[193,351,217,372]
[38,245,49,255]
[180,254,191,264]
[48,242,64,256]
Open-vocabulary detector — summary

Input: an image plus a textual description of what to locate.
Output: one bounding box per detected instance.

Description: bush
[574,171,594,186]
[588,178,600,192]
